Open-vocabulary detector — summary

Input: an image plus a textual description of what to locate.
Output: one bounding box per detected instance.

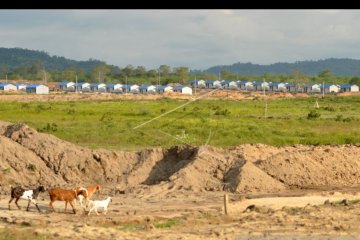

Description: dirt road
[2,189,360,239]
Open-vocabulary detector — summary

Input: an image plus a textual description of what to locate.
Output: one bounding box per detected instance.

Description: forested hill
[200,58,360,76]
[0,47,105,72]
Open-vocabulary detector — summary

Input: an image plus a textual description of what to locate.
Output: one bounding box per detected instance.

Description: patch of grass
[2,167,11,174]
[117,223,144,231]
[0,96,359,150]
[154,219,180,229]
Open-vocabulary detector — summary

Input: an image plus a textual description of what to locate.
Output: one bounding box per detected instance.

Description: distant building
[122,84,139,94]
[106,83,123,93]
[269,82,287,92]
[205,80,222,89]
[237,81,254,90]
[58,81,75,91]
[90,83,106,92]
[0,83,17,91]
[320,84,340,93]
[75,82,91,92]
[25,84,49,94]
[189,79,206,88]
[15,84,27,92]
[139,85,156,94]
[303,83,321,93]
[221,80,238,89]
[156,85,173,94]
[173,86,193,95]
[253,81,270,91]
[340,84,359,92]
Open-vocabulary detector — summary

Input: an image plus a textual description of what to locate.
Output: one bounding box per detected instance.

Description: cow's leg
[26,200,31,211]
[15,198,21,210]
[8,197,14,210]
[69,200,76,214]
[49,200,56,212]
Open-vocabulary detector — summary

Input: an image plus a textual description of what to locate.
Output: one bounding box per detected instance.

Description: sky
[1,9,360,70]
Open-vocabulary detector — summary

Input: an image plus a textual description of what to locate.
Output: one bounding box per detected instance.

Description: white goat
[76,187,89,209]
[87,196,112,216]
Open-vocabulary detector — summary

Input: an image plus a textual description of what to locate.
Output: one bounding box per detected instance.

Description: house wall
[36,86,49,94]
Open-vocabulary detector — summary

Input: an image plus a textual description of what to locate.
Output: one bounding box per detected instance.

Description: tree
[175,66,189,84]
[318,69,332,78]
[350,77,360,86]
[147,69,157,77]
[220,69,231,79]
[122,64,134,77]
[159,65,171,76]
[134,66,147,76]
[91,64,111,82]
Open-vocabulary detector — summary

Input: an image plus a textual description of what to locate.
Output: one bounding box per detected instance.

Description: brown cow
[48,188,88,214]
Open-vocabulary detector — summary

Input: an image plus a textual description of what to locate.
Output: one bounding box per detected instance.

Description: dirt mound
[1,121,360,195]
[256,145,360,187]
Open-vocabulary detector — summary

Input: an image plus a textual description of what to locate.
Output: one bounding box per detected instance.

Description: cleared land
[0,94,360,239]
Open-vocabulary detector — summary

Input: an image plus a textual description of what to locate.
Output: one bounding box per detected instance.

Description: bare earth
[1,120,360,239]
[1,90,359,102]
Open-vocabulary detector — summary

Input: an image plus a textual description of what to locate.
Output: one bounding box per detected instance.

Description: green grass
[154,219,181,229]
[117,223,144,231]
[0,96,359,150]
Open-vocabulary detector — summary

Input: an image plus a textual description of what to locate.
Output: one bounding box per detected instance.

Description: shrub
[307,110,321,120]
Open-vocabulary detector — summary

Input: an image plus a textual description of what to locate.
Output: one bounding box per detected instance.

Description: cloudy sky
[1,10,360,70]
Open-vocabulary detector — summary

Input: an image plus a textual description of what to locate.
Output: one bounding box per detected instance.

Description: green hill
[198,58,360,77]
[0,47,105,72]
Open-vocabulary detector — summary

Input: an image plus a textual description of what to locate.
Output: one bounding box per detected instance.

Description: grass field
[0,96,359,150]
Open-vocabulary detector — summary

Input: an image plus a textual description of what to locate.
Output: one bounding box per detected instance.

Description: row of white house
[57,82,193,95]
[0,83,49,94]
[189,80,360,93]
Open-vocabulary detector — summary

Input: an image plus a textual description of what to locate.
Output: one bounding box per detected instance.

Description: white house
[189,79,206,88]
[205,80,222,89]
[25,84,49,94]
[106,83,123,93]
[173,86,193,95]
[221,80,238,89]
[122,84,139,94]
[15,84,27,92]
[285,83,297,93]
[321,84,340,93]
[75,82,91,92]
[58,81,75,91]
[303,83,321,93]
[139,85,156,94]
[237,81,254,90]
[90,83,106,92]
[156,85,173,94]
[253,81,270,91]
[269,82,287,92]
[340,84,359,92]
[0,83,17,91]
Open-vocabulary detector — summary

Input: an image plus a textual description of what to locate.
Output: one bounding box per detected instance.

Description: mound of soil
[0,121,359,195]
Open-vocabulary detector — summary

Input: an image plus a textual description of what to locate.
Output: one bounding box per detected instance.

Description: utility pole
[194,75,197,96]
[43,68,47,85]
[158,69,160,88]
[263,78,267,119]
[98,72,101,83]
[125,76,128,96]
[75,75,78,94]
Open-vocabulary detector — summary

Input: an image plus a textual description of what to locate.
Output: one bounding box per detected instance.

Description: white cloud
[1,10,360,70]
